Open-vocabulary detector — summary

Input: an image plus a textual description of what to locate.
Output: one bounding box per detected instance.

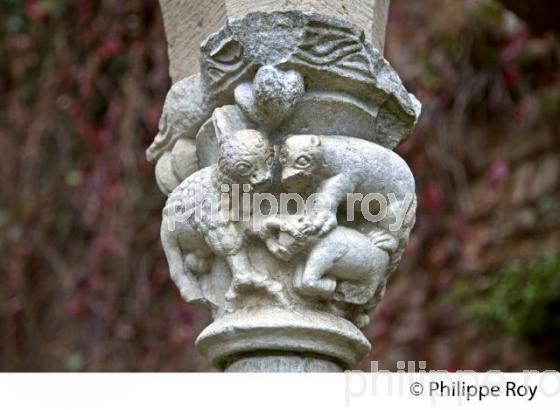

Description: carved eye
[235,161,252,175]
[295,155,312,168]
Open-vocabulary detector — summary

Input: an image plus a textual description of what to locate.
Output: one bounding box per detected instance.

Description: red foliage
[0,0,209,371]
[0,0,558,372]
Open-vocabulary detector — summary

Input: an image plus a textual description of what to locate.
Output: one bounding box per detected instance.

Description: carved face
[218,129,274,189]
[279,135,323,193]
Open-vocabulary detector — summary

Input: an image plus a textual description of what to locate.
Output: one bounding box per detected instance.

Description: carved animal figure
[160,128,276,308]
[261,214,393,327]
[277,134,416,301]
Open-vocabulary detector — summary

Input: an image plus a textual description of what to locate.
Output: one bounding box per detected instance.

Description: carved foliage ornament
[148,11,421,370]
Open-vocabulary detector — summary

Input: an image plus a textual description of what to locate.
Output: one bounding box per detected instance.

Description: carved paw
[288,216,315,238]
[262,216,312,260]
[184,252,210,274]
[262,215,310,240]
[368,230,399,253]
[353,313,371,328]
[230,271,282,294]
[225,273,284,311]
[309,211,337,236]
[296,277,337,299]
[264,237,292,261]
[179,287,207,306]
[232,271,264,287]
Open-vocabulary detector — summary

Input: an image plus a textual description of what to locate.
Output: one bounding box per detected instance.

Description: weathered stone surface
[148,11,420,188]
[160,0,390,82]
[146,74,210,163]
[154,151,180,195]
[196,307,370,370]
[150,9,419,372]
[159,1,227,84]
[225,354,342,372]
[170,138,198,183]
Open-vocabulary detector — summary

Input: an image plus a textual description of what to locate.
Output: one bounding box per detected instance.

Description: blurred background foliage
[453,254,560,340]
[0,0,558,371]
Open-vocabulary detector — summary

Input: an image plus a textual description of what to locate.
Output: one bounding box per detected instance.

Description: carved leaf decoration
[292,20,372,83]
[201,36,252,97]
[206,38,244,81]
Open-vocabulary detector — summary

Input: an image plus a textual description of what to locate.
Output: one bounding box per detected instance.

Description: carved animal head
[217,129,274,189]
[279,134,324,193]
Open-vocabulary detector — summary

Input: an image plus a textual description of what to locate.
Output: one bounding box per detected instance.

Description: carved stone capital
[149,10,420,371]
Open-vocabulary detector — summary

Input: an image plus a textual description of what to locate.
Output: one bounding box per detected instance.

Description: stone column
[148,1,420,372]
[159,0,390,83]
